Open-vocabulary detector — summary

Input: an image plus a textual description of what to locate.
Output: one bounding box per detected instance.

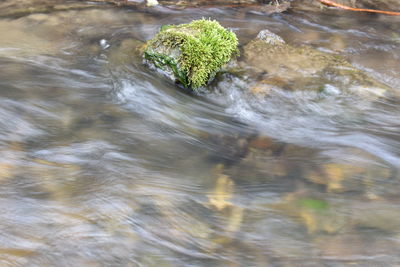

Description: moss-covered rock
[144,19,238,90]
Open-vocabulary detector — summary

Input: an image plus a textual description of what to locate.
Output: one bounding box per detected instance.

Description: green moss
[144,50,189,88]
[144,19,238,90]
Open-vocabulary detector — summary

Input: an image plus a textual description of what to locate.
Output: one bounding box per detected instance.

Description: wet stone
[241,29,396,100]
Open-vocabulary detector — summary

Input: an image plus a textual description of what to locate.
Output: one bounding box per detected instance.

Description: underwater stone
[143,19,238,90]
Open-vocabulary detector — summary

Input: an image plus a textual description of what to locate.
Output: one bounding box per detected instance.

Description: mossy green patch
[299,198,329,212]
[144,19,238,90]
[144,51,189,88]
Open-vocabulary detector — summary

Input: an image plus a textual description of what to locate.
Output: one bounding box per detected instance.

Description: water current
[1,2,400,266]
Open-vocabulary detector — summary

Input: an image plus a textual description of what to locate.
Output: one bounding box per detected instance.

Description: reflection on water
[1,4,400,266]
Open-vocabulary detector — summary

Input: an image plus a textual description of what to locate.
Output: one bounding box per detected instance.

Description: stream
[1,2,400,266]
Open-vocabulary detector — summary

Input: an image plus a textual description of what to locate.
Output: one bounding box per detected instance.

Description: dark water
[1,4,400,266]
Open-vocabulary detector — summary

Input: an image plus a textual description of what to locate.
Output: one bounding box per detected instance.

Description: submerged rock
[144,19,238,90]
[272,191,348,234]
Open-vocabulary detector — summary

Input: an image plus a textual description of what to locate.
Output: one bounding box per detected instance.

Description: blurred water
[0,4,400,266]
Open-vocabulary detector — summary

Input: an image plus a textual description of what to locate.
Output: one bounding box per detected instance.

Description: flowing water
[1,3,400,266]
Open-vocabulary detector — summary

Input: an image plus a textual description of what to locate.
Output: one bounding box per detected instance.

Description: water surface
[1,4,400,266]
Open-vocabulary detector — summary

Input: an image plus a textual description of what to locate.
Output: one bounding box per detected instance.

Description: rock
[243,30,349,81]
[256,29,285,45]
[350,200,400,233]
[242,29,394,99]
[207,172,235,211]
[205,164,245,245]
[304,163,366,193]
[144,19,238,90]
[272,191,348,234]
